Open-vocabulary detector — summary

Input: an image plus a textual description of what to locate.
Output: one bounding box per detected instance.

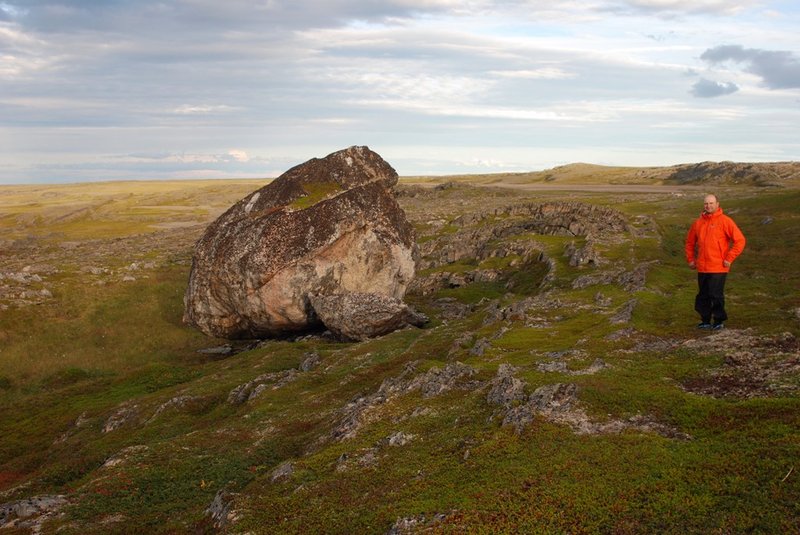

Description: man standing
[685,194,746,330]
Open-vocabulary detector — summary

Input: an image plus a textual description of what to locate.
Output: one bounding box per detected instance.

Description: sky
[1,0,799,184]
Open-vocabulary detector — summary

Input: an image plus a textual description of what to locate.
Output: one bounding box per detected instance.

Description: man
[685,193,746,330]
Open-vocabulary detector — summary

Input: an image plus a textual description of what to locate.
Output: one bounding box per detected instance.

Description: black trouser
[695,272,727,324]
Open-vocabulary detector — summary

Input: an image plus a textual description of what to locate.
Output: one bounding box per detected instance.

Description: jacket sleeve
[724,218,746,263]
[685,223,697,264]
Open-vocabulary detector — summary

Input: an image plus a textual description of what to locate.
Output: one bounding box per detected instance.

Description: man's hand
[689,261,696,269]
[723,260,731,268]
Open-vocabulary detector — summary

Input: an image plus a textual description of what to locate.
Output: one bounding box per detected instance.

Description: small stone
[386,431,415,447]
[299,351,320,372]
[271,461,294,482]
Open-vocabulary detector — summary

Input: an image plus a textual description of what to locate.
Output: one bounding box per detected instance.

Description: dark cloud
[690,78,739,98]
[701,45,800,90]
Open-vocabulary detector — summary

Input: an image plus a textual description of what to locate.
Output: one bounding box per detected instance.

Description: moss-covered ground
[0,179,798,533]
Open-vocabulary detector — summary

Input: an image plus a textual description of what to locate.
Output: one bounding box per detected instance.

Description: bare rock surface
[184,146,417,339]
[206,488,240,530]
[331,361,478,441]
[487,367,689,438]
[681,329,800,398]
[309,292,428,341]
[0,494,68,531]
[228,369,299,405]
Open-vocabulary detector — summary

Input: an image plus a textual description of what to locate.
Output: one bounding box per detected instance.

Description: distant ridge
[402,161,800,187]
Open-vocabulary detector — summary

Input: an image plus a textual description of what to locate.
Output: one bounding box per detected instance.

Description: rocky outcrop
[331,361,478,441]
[184,146,417,339]
[681,329,799,398]
[666,161,800,186]
[309,292,428,341]
[227,369,299,404]
[487,367,689,438]
[0,495,68,531]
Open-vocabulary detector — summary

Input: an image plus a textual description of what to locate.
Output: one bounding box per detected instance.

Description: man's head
[703,194,719,214]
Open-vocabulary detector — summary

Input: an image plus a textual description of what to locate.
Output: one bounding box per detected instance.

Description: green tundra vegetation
[0,171,798,534]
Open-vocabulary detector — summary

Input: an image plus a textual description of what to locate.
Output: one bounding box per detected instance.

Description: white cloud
[615,0,760,15]
[227,149,249,162]
[173,104,238,115]
[488,68,576,79]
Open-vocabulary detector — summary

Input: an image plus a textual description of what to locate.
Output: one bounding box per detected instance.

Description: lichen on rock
[183,146,417,339]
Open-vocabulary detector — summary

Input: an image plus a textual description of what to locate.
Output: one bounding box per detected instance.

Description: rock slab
[309,292,427,341]
[183,146,417,338]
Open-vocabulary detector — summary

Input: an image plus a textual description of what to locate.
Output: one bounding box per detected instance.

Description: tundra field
[1,163,799,533]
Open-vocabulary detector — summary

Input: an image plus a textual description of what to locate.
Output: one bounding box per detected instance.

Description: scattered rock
[487,367,687,438]
[197,345,234,356]
[564,240,599,267]
[432,297,474,321]
[605,328,636,341]
[271,461,294,482]
[594,292,612,307]
[331,362,478,441]
[147,395,203,423]
[102,403,140,433]
[309,292,428,341]
[385,512,450,535]
[206,488,239,530]
[682,329,799,398]
[486,364,527,407]
[407,361,478,398]
[572,268,623,289]
[385,431,415,447]
[469,338,491,357]
[299,351,320,372]
[102,445,149,469]
[0,495,67,531]
[610,299,637,324]
[184,146,417,339]
[228,369,299,404]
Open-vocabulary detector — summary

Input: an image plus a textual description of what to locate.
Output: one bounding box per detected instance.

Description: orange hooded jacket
[685,206,746,273]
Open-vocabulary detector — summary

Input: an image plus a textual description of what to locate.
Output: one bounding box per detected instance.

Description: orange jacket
[685,207,746,273]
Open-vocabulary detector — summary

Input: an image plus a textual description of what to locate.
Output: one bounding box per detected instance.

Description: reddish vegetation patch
[0,471,24,491]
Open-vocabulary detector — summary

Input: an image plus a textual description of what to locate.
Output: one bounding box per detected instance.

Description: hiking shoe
[697,322,712,329]
[712,323,724,330]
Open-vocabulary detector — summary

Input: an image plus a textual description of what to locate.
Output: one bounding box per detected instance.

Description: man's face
[703,195,719,214]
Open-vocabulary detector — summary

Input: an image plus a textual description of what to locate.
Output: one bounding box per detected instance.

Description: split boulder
[183,146,417,339]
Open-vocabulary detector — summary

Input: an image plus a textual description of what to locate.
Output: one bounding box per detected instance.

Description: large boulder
[183,146,417,339]
[309,292,428,341]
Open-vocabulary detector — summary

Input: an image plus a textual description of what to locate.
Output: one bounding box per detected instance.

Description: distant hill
[403,161,800,187]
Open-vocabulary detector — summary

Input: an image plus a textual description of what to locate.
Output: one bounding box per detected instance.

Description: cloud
[613,0,758,16]
[700,45,800,89]
[173,104,238,115]
[488,68,575,79]
[690,77,739,98]
[227,149,249,162]
[125,150,252,164]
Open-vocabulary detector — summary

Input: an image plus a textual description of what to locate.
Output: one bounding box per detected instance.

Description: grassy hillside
[1,176,798,533]
[402,160,800,187]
